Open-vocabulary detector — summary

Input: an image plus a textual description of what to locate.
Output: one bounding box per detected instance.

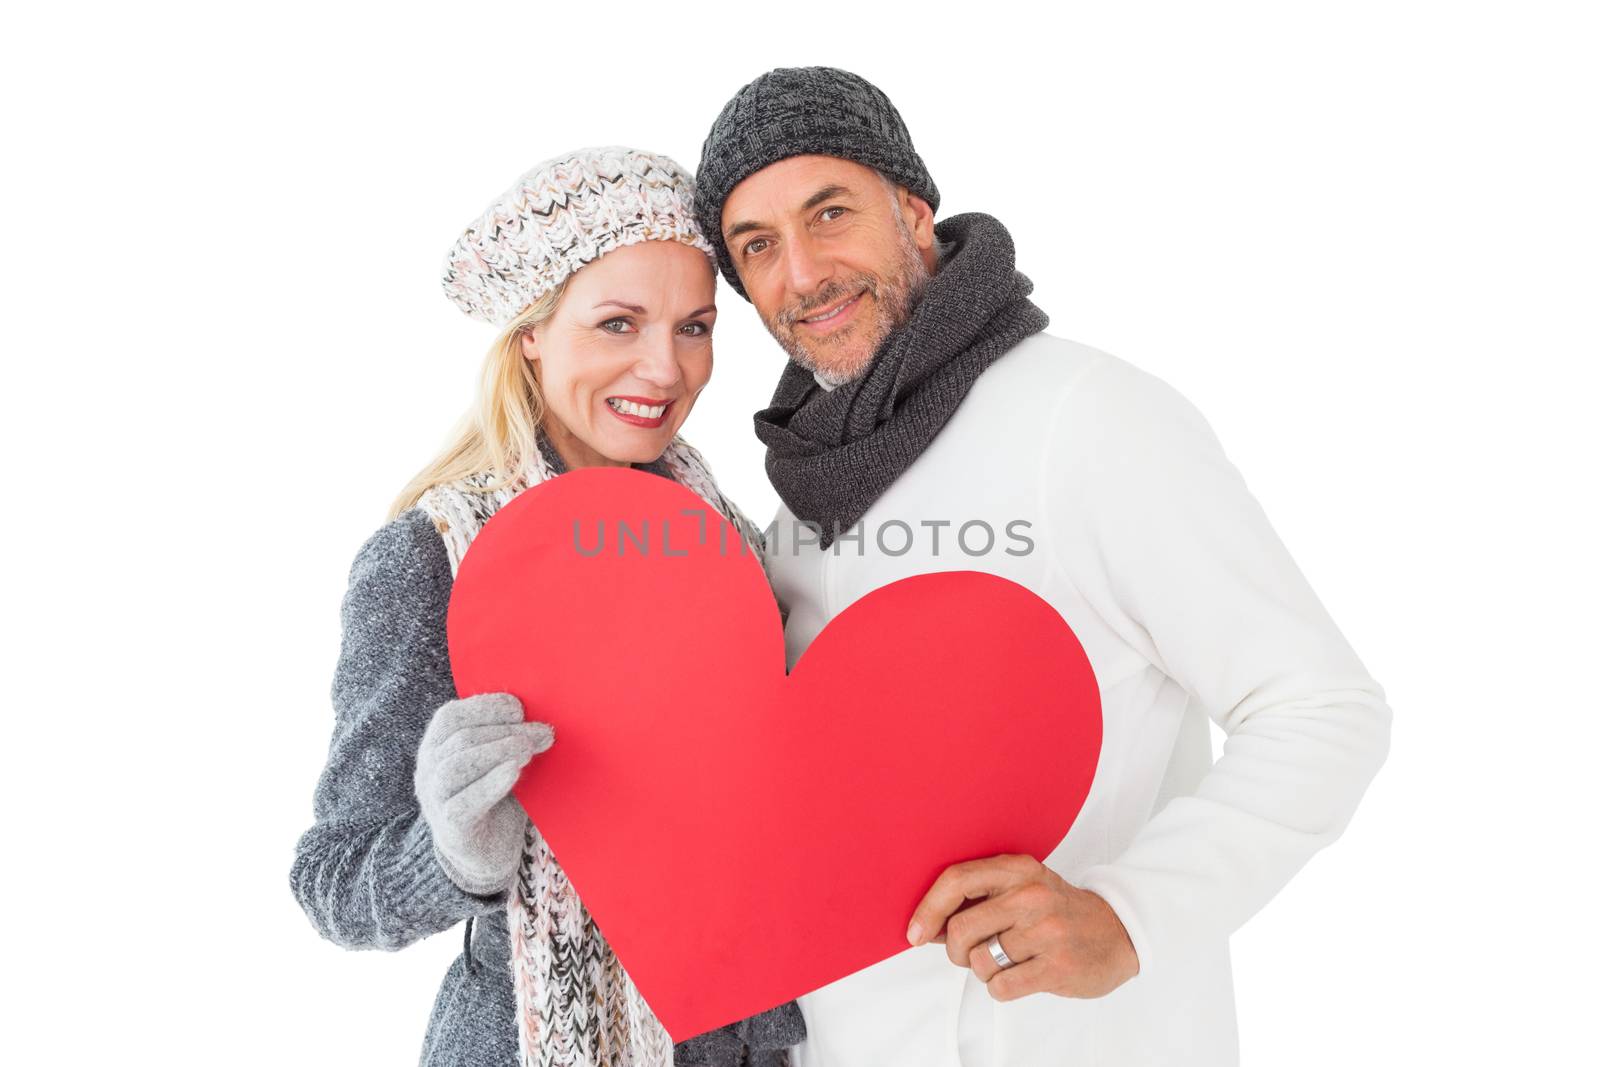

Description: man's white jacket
[762,332,1392,1067]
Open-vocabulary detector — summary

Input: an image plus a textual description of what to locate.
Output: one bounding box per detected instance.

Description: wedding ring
[987,934,1015,969]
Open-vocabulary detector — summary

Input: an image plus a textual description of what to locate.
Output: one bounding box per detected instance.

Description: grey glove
[414,692,555,896]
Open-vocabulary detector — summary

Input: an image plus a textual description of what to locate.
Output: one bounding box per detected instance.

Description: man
[694,67,1391,1067]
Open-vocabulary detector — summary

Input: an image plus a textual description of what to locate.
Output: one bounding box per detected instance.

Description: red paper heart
[447,467,1101,1041]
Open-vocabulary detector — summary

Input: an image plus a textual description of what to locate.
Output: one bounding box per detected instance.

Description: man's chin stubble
[779,325,878,385]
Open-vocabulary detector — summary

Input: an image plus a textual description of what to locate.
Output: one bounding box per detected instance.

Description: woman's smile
[605,395,675,428]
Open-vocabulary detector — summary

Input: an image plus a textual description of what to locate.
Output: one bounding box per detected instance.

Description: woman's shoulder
[344,507,455,612]
[415,471,524,574]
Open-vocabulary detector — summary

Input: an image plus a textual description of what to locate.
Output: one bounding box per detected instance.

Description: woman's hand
[414,693,554,895]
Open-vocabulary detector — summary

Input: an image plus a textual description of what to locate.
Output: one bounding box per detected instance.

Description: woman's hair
[386,277,571,520]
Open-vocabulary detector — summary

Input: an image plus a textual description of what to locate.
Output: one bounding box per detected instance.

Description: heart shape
[447,467,1101,1041]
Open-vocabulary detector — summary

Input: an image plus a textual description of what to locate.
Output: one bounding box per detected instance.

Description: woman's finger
[435,732,545,795]
[443,759,524,825]
[427,721,526,764]
[433,693,524,737]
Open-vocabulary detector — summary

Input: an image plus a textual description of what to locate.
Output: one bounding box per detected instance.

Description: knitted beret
[441,146,715,327]
[694,66,940,300]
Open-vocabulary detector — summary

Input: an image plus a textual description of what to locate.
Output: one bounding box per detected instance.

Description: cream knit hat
[441,146,715,327]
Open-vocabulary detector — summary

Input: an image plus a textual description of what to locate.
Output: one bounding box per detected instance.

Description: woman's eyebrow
[593,301,717,317]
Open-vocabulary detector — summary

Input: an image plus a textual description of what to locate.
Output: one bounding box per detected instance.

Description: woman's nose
[633,331,685,389]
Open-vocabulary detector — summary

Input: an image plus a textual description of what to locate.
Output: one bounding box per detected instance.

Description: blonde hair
[387,278,571,521]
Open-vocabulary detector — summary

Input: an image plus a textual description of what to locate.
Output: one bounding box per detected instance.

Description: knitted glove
[414,692,554,895]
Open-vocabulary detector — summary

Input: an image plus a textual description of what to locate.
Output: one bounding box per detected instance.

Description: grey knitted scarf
[752,212,1048,548]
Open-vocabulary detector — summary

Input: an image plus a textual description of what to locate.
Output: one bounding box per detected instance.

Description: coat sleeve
[288,508,506,950]
[1040,355,1393,980]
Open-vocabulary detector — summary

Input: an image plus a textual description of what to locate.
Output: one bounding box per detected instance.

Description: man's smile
[797,289,868,334]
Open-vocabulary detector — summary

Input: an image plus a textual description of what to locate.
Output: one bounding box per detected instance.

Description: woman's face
[522,240,717,468]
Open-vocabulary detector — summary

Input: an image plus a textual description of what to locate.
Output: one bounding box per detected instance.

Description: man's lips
[796,290,867,333]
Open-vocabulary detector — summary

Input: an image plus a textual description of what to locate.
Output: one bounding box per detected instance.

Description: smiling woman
[288,146,806,1067]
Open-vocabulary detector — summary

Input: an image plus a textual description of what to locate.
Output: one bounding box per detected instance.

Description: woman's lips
[605,396,673,428]
[797,290,866,335]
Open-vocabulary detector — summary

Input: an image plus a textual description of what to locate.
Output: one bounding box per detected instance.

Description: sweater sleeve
[1039,356,1392,980]
[288,508,505,951]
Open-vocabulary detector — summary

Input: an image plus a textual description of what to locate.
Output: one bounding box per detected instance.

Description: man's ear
[900,189,937,252]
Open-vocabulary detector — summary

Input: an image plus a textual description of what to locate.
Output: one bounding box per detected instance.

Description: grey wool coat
[288,505,805,1066]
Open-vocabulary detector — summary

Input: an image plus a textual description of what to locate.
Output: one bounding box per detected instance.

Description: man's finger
[985,955,1052,1003]
[906,854,1037,946]
[941,895,1023,970]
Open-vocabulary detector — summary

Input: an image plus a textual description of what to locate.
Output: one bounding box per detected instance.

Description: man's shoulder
[976,331,1172,411]
[964,332,1219,475]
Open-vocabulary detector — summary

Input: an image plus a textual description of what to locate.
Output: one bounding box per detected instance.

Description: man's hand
[905,854,1139,1001]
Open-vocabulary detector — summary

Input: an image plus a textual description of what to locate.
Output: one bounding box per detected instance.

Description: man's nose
[781,230,834,301]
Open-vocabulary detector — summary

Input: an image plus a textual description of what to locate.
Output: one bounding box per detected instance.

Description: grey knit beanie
[694,66,940,300]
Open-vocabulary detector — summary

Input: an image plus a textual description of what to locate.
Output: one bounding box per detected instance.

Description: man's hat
[694,66,940,300]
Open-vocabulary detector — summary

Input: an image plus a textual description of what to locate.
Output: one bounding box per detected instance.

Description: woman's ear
[519,330,539,363]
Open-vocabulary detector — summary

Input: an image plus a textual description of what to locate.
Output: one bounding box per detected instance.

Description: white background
[3,1,1595,1063]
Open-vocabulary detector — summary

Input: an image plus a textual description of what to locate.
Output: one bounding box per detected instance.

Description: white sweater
[764,332,1392,1067]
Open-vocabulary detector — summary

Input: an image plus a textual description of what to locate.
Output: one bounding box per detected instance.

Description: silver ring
[987,934,1015,969]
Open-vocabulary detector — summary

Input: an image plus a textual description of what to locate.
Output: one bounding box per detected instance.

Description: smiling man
[695,67,1391,1067]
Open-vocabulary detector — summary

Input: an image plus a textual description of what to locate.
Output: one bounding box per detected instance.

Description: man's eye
[819,206,847,222]
[743,238,769,257]
[599,318,633,334]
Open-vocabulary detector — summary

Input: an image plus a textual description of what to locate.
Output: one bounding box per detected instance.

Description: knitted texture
[442,147,716,327]
[694,67,939,299]
[416,436,782,1067]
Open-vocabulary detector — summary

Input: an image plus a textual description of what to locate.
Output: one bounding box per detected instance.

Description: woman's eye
[599,318,633,334]
[679,322,709,337]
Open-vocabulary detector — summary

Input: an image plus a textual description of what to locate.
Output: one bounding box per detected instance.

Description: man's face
[720,155,936,384]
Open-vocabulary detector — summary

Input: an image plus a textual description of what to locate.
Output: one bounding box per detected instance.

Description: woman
[289,147,806,1067]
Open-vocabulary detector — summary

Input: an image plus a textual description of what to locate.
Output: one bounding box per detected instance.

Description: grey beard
[811,366,851,389]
